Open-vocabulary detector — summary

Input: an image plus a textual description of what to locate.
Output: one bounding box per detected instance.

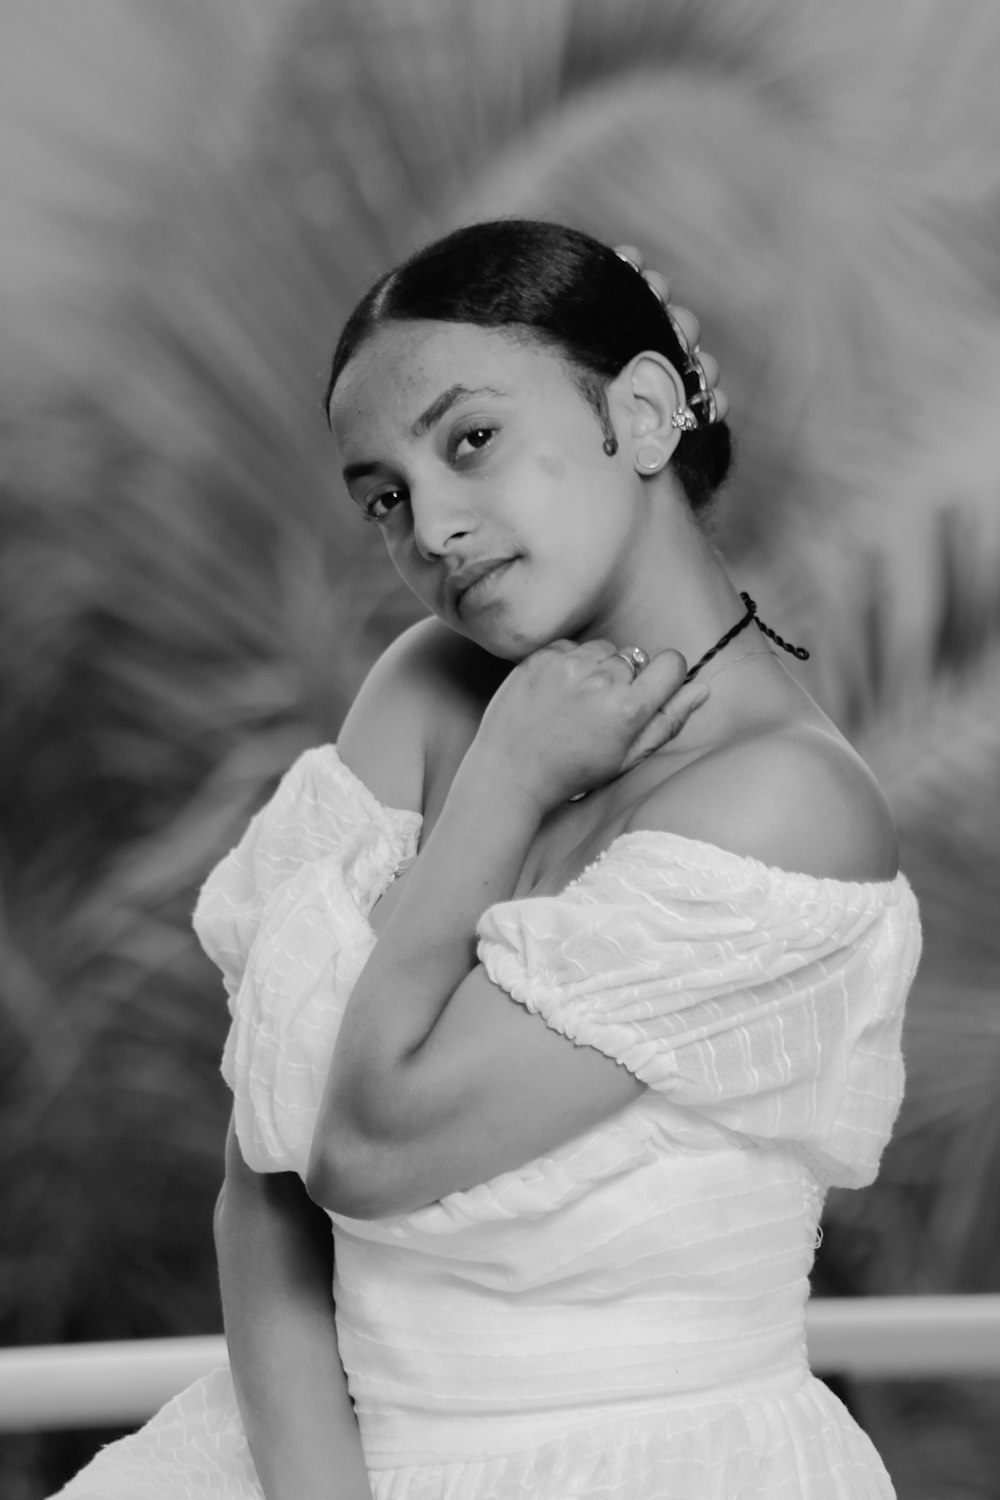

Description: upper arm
[633,726,899,883]
[335,617,442,814]
[336,615,497,817]
[217,1113,255,1221]
[218,1114,329,1246]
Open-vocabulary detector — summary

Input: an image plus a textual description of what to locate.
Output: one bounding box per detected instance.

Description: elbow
[306,1129,412,1221]
[303,1146,350,1217]
[308,1065,435,1218]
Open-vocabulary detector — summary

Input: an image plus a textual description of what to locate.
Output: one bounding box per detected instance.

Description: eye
[362,486,408,523]
[452,424,498,460]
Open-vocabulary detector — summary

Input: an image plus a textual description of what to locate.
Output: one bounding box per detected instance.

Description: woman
[56,219,920,1499]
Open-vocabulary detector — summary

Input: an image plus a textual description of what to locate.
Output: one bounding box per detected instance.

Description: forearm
[217,1133,371,1500]
[308,747,540,1190]
[353,746,538,1048]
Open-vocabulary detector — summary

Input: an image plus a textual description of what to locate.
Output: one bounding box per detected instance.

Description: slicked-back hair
[325,219,732,512]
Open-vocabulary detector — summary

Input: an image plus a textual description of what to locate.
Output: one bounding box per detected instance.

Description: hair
[325,218,732,513]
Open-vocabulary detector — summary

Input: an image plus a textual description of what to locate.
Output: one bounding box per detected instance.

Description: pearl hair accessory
[614,247,726,430]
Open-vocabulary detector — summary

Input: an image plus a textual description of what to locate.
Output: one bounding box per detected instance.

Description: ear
[609,352,689,470]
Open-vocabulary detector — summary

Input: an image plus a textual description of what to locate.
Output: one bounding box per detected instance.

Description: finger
[603,650,643,682]
[622,682,710,769]
[574,638,619,659]
[595,644,655,688]
[586,649,645,692]
[626,648,688,710]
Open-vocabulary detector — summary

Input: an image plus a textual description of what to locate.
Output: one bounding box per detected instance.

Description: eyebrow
[410,383,505,438]
[342,383,505,486]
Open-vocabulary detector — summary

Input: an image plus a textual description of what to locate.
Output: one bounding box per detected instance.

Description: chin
[439,593,578,662]
[471,637,532,664]
[439,614,536,663]
[479,621,570,662]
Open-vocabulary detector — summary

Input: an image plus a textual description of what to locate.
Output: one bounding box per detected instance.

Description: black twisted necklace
[683,593,809,683]
[568,595,809,801]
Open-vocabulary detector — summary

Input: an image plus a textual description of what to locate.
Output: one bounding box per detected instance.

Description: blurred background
[2,1,1000,1495]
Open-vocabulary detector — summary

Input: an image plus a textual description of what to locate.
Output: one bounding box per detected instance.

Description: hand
[468,639,709,812]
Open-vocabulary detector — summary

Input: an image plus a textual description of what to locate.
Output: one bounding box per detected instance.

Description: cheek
[383,533,421,585]
[536,452,567,482]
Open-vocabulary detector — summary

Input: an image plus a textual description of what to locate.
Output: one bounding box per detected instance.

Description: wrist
[453,740,550,827]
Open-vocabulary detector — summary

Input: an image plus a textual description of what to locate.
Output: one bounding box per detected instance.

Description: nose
[410,479,477,561]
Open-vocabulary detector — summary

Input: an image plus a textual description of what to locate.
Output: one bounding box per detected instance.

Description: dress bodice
[191,744,921,1491]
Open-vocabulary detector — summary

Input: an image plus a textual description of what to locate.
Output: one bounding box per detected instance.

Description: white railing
[1,1298,999,1431]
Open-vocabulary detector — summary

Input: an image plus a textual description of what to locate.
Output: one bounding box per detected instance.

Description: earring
[634,444,665,474]
[671,406,698,432]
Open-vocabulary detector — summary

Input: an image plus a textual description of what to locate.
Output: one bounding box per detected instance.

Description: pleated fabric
[55,745,921,1499]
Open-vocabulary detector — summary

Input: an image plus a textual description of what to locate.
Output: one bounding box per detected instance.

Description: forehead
[329,320,569,444]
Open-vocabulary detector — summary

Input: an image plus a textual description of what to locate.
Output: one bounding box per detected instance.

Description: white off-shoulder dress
[57,745,921,1500]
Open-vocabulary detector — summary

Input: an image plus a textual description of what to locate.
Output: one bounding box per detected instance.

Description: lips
[446,557,516,613]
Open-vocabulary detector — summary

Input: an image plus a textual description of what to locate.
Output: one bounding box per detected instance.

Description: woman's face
[330,320,650,660]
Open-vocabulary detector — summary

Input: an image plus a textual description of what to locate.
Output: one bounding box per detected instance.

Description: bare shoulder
[337,618,501,814]
[629,723,899,883]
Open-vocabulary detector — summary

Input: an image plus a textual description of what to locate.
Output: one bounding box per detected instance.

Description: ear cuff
[615,248,725,431]
[664,307,719,430]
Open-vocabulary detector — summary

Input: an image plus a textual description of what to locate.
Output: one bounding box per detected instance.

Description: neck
[594,506,747,671]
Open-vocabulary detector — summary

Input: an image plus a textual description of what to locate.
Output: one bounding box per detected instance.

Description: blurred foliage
[2,0,1000,1495]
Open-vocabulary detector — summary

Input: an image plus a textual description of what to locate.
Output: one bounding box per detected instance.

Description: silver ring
[611,646,650,681]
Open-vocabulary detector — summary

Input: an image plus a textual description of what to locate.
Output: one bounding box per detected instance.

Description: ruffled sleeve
[192,746,421,1173]
[478,831,921,1189]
